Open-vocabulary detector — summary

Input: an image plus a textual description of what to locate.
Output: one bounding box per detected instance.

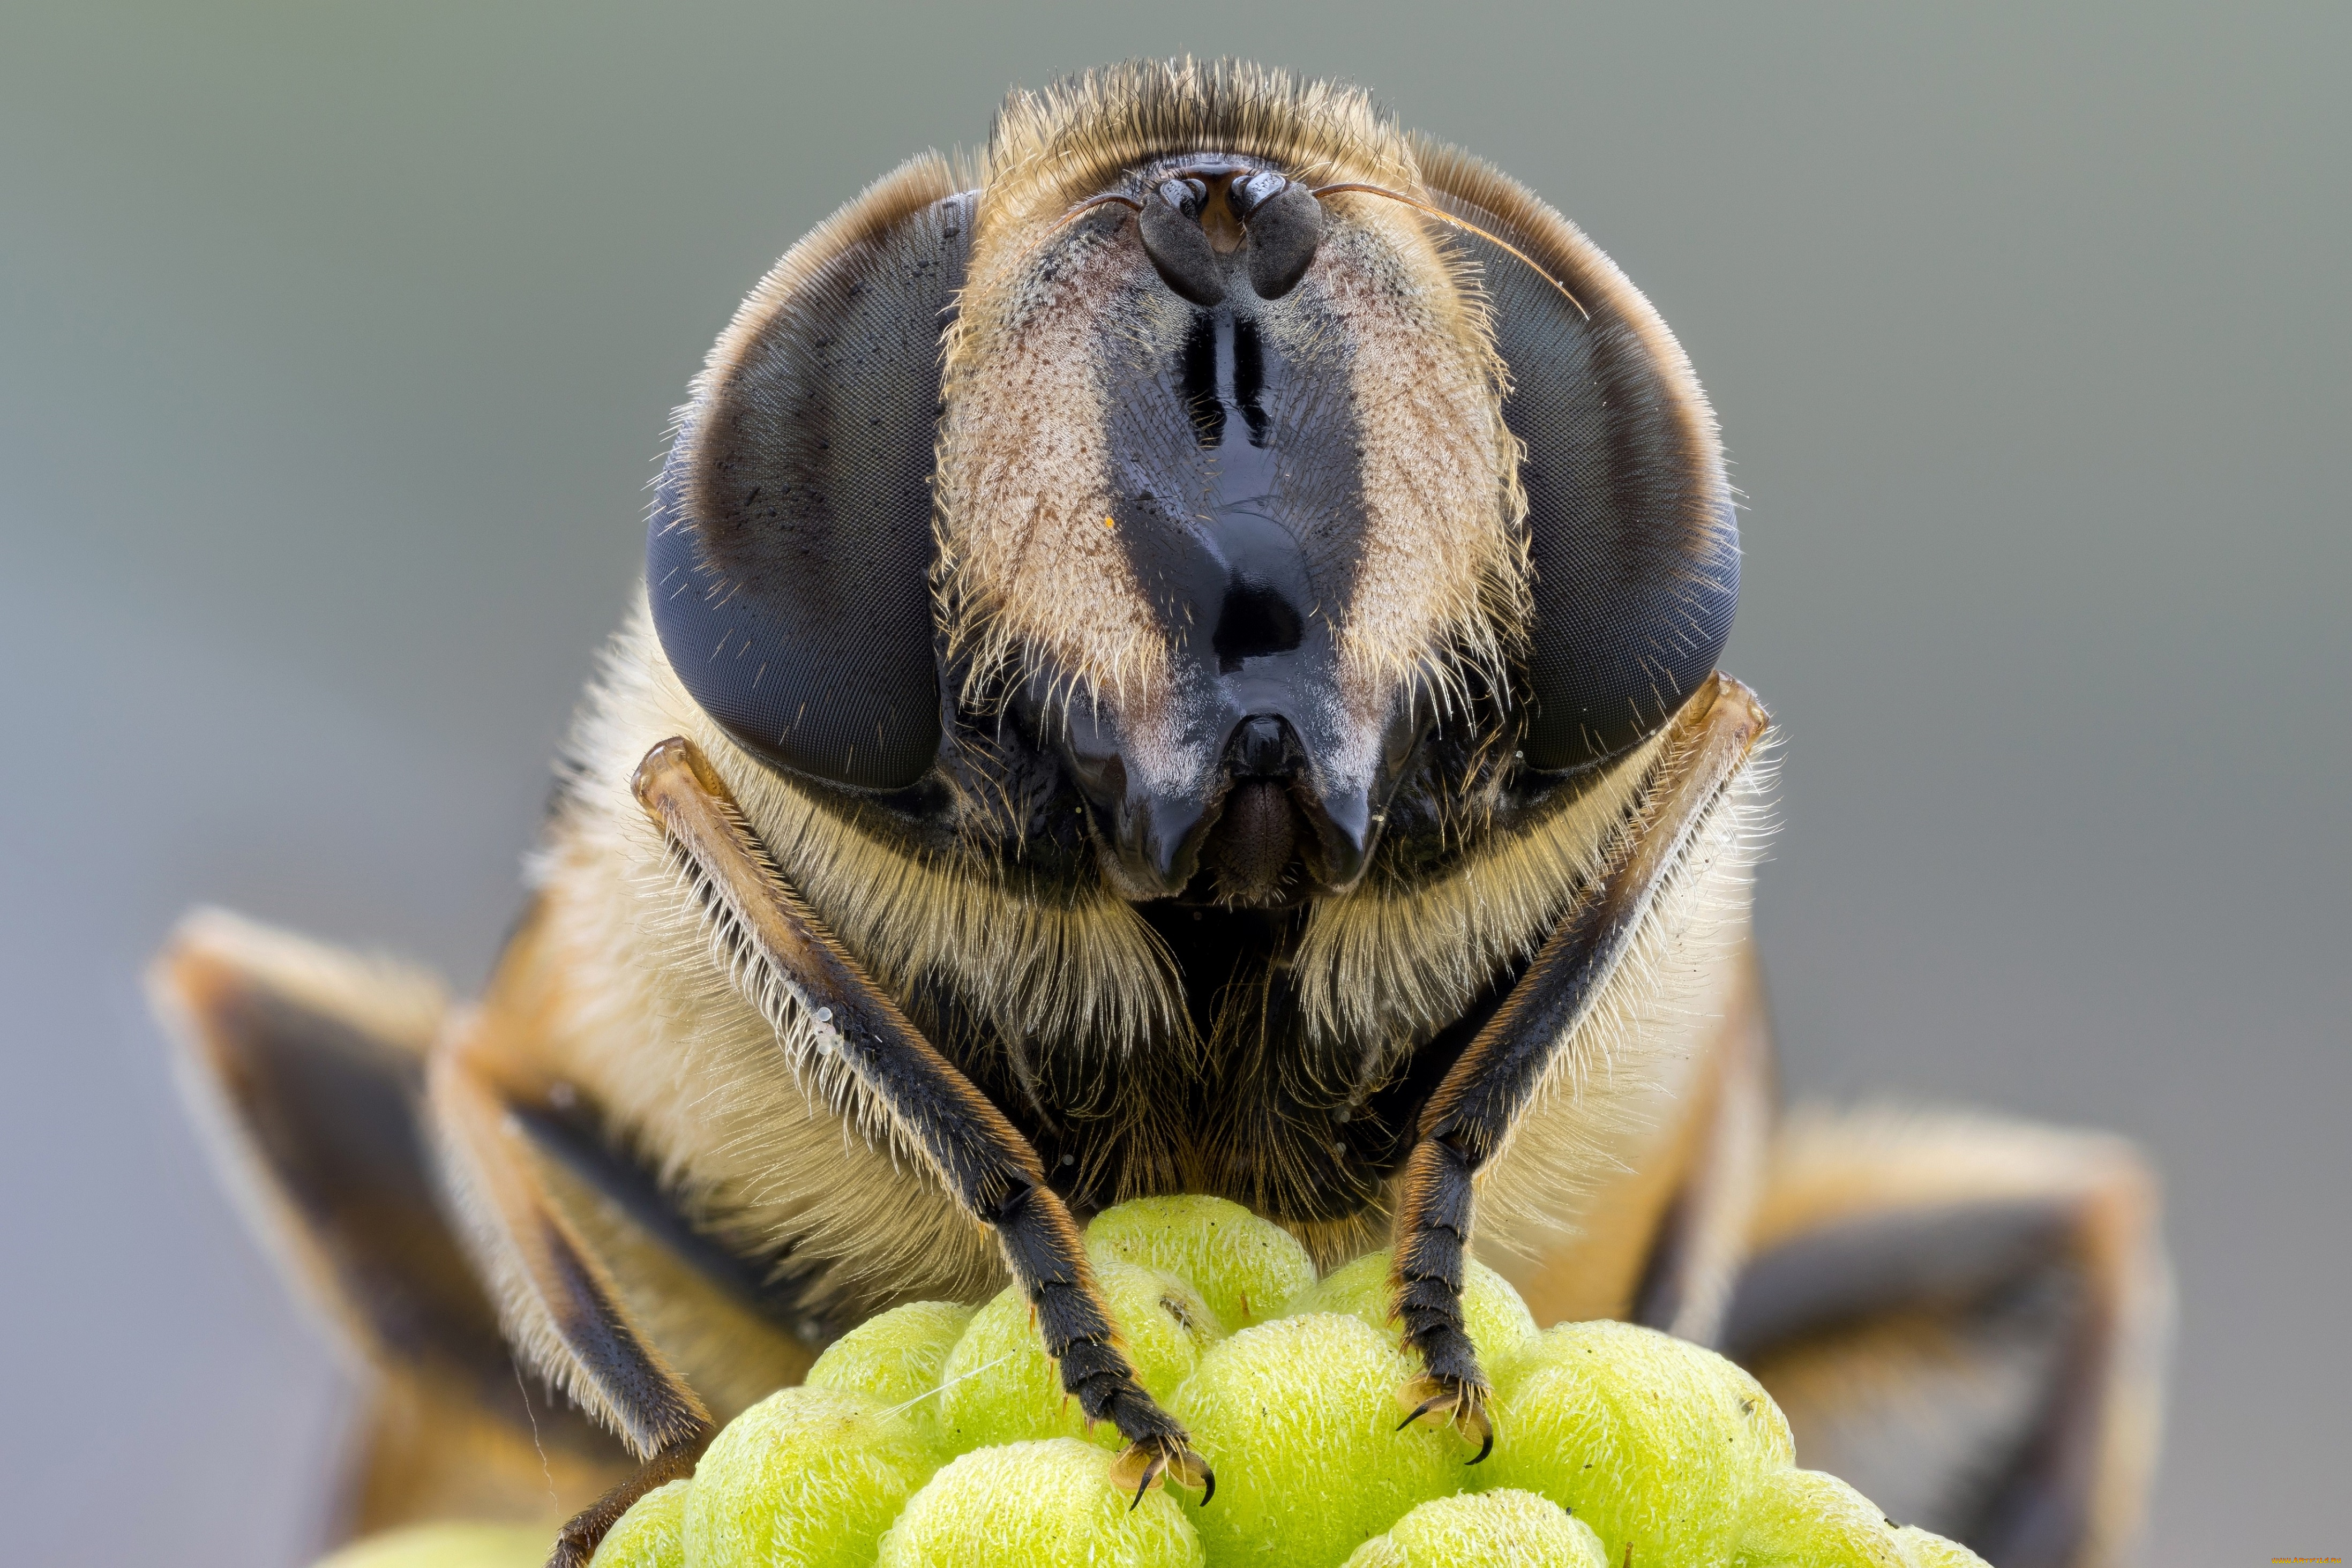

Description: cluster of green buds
[322,1196,1988,1568]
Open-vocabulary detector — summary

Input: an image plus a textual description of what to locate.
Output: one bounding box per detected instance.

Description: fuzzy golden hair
[977,59,1422,234]
[512,57,1764,1293]
[935,59,1530,734]
[518,599,1182,1315]
[523,594,1768,1286]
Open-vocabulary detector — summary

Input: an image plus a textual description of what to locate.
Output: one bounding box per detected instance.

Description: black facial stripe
[1104,296,1368,655]
[1045,274,1408,901]
[1179,313,1224,448]
[1213,581,1304,670]
[1232,316,1270,446]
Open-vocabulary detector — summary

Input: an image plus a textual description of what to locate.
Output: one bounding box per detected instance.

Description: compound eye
[649,162,974,792]
[1420,153,1740,771]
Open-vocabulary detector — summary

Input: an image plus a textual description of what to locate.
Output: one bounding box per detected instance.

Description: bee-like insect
[152,61,2170,1568]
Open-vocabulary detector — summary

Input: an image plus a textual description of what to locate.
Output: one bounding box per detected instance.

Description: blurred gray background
[3,3,2343,1563]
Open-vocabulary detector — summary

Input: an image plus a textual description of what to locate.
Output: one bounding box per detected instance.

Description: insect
[152,60,2169,1568]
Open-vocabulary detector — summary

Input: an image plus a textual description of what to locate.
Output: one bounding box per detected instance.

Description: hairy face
[648,61,1735,917]
[938,155,1525,905]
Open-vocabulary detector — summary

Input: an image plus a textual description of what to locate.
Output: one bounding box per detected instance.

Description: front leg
[632,738,1210,1507]
[1390,676,1770,1457]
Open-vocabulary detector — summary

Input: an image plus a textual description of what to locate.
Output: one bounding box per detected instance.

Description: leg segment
[429,1015,715,1567]
[1722,1106,2170,1568]
[1490,929,1778,1338]
[427,889,850,1566]
[1389,675,1770,1449]
[631,737,1210,1504]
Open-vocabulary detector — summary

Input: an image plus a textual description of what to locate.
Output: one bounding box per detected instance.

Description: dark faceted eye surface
[647,180,973,791]
[1420,146,1740,772]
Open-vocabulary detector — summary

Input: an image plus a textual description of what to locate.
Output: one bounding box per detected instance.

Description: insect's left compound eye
[1420,148,1741,772]
[647,160,973,791]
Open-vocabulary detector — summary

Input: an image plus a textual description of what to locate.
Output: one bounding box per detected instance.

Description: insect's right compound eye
[648,164,975,792]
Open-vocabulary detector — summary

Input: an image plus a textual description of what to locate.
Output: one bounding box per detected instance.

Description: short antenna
[1310,182,1591,320]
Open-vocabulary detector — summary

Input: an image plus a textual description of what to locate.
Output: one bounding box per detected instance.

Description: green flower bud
[1480,1320,1792,1568]
[589,1478,686,1568]
[806,1300,975,1447]
[935,1259,1222,1454]
[1085,1195,1316,1330]
[877,1438,1205,1567]
[1340,1488,1608,1567]
[1170,1312,1465,1567]
[1281,1249,1538,1369]
[683,1386,935,1567]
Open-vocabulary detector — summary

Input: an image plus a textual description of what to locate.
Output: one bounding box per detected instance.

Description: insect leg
[1389,675,1770,1453]
[1721,1107,2170,1568]
[631,736,1211,1505]
[428,1007,715,1568]
[149,910,624,1543]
